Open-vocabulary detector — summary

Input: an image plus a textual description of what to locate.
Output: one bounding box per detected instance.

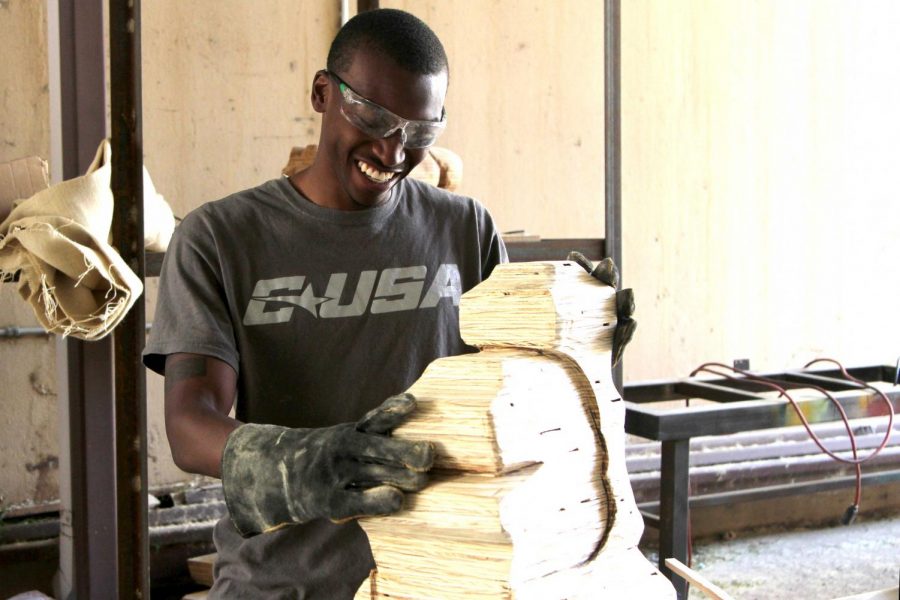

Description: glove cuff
[221,423,299,537]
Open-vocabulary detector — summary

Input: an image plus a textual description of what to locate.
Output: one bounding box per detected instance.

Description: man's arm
[164,352,433,537]
[164,353,241,478]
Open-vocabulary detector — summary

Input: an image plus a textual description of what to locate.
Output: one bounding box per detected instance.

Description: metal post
[109,0,149,597]
[604,0,624,391]
[53,0,117,597]
[659,439,691,600]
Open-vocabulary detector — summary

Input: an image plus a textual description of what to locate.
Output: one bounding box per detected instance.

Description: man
[144,9,508,598]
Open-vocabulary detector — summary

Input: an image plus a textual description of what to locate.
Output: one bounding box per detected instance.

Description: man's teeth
[358,161,395,183]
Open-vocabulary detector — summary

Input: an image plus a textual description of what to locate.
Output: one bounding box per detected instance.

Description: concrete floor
[680,513,900,599]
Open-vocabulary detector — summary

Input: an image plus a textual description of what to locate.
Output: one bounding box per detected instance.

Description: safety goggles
[327,71,447,149]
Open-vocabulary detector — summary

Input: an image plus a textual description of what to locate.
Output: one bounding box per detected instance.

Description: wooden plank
[663,558,735,600]
[187,553,216,587]
[832,587,900,600]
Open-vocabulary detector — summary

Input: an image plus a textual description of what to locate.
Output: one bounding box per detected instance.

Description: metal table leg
[659,438,690,600]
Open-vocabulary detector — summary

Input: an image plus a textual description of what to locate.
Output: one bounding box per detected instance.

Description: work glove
[221,393,434,537]
[567,251,636,367]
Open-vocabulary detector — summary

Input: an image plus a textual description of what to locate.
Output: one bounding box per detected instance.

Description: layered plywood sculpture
[355,261,675,599]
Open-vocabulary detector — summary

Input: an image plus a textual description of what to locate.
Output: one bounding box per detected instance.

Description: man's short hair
[327,9,449,78]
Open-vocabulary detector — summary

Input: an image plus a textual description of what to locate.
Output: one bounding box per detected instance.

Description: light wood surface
[357,262,672,599]
[832,587,900,600]
[187,553,215,587]
[664,558,735,600]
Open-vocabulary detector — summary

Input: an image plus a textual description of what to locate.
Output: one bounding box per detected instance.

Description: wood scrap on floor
[664,558,735,600]
[187,552,215,588]
[356,261,674,599]
[833,587,900,600]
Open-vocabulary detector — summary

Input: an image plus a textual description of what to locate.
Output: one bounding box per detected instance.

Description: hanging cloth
[0,139,175,340]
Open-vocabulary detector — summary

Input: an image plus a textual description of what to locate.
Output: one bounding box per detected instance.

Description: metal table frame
[624,364,900,599]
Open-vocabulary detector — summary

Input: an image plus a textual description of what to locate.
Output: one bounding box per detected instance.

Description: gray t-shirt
[144,176,507,598]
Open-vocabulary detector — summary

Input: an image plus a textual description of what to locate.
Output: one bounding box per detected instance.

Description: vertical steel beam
[604,0,624,391]
[109,0,149,597]
[659,439,691,600]
[57,337,117,599]
[54,0,116,598]
[54,0,118,597]
[57,0,107,176]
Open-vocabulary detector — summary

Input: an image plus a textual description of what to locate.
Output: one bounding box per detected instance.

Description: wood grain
[357,262,673,598]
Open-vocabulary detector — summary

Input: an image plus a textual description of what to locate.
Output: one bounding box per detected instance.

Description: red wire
[687,359,895,512]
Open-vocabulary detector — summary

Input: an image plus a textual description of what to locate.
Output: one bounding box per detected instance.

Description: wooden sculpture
[355,261,675,599]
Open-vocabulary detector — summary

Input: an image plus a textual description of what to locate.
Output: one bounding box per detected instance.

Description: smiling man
[143,9,507,599]
[296,39,449,210]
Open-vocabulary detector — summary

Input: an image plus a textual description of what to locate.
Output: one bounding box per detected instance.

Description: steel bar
[624,365,894,404]
[626,416,894,453]
[639,510,661,529]
[57,0,105,177]
[55,0,116,597]
[0,326,53,338]
[0,325,151,339]
[673,380,763,403]
[109,0,149,597]
[57,336,116,598]
[625,388,900,441]
[659,439,690,599]
[604,0,623,391]
[627,431,900,473]
[639,469,900,515]
[779,371,865,391]
[504,238,605,263]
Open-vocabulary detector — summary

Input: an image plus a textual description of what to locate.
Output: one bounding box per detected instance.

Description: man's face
[314,51,448,210]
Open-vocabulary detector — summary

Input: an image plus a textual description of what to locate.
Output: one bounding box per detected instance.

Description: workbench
[624,364,900,600]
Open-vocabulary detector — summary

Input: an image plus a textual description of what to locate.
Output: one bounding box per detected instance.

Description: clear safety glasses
[327,71,447,149]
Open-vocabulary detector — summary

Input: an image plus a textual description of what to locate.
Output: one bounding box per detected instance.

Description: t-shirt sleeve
[143,209,239,376]
[474,200,509,279]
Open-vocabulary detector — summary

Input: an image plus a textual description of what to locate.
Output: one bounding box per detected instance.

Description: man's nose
[372,128,406,167]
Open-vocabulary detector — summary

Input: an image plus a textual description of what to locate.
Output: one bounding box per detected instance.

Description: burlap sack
[0,140,175,339]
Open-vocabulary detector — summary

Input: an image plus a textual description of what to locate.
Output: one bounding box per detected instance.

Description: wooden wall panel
[141,1,340,218]
[0,0,58,509]
[0,0,49,163]
[622,0,900,380]
[383,0,606,239]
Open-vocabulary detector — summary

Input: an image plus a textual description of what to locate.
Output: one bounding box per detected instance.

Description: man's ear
[311,70,330,114]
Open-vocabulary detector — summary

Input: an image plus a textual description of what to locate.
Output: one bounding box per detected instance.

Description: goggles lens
[330,73,446,149]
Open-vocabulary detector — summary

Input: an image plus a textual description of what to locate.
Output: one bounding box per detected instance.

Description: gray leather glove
[221,393,434,537]
[567,251,636,367]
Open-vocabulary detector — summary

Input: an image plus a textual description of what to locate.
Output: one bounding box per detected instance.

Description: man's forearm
[166,398,240,478]
[164,353,240,478]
